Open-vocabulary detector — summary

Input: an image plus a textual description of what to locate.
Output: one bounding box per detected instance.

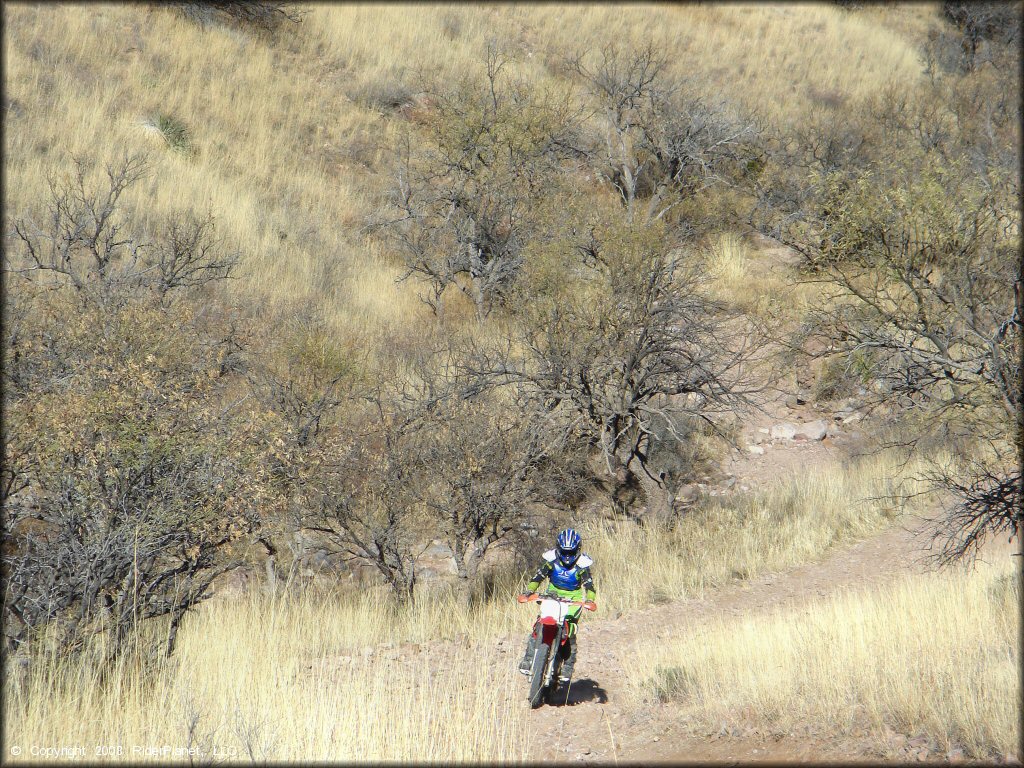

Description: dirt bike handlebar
[518,592,596,610]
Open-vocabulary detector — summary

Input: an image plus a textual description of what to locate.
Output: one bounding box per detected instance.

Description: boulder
[769,422,797,440]
[795,420,829,441]
[747,445,765,455]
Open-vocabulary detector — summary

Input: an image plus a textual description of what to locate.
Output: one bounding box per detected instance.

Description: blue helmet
[556,528,582,568]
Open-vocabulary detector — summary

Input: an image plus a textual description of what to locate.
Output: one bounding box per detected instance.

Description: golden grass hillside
[630,555,1020,760]
[3,3,943,345]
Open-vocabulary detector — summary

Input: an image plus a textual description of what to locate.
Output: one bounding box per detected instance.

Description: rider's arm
[580,566,596,602]
[525,561,552,593]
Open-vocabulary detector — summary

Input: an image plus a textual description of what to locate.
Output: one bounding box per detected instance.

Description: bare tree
[569,43,763,225]
[411,393,547,589]
[941,1,1022,72]
[1,291,262,660]
[802,155,1021,563]
[10,155,149,300]
[920,462,1022,565]
[378,44,583,320]
[465,213,762,519]
[3,155,263,661]
[292,389,428,603]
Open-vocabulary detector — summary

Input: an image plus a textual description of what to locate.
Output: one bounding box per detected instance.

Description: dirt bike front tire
[528,644,549,708]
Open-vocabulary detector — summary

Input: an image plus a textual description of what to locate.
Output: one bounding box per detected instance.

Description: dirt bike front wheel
[528,643,549,708]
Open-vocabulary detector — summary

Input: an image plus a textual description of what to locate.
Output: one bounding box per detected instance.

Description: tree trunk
[628,454,672,523]
[451,541,482,606]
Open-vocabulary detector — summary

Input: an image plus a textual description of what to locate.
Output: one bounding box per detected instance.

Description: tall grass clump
[708,232,749,286]
[631,557,1019,760]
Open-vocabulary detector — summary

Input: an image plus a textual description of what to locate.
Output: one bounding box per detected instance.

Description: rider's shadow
[549,678,608,707]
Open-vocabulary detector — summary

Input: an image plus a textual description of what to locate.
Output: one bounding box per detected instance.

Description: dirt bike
[518,592,594,708]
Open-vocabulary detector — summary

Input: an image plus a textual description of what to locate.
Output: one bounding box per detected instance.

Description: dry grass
[708,232,750,287]
[631,556,1020,759]
[4,589,531,762]
[4,450,936,761]
[3,3,939,349]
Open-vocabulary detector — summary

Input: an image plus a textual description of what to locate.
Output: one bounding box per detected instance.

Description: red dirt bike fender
[539,618,559,645]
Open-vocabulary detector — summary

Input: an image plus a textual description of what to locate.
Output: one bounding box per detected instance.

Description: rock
[795,420,829,441]
[842,411,864,425]
[946,748,964,762]
[423,539,452,558]
[211,566,254,599]
[747,445,765,455]
[770,422,797,440]
[417,566,442,582]
[750,431,767,445]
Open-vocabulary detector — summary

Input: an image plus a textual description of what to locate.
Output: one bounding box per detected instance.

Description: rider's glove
[517,592,534,603]
[583,600,597,611]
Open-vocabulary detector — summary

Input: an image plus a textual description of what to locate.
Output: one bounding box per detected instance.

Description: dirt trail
[495,521,1012,764]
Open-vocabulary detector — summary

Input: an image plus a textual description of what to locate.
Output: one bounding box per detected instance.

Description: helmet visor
[557,544,580,567]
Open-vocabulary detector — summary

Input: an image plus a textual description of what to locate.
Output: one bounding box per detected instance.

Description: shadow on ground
[548,678,608,707]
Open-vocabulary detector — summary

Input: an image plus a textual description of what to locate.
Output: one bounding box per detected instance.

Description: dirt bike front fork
[521,621,574,673]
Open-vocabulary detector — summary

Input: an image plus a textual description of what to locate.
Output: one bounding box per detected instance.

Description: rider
[517,528,597,682]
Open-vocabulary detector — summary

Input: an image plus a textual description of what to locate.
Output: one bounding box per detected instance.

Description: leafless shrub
[155,212,237,295]
[8,154,237,303]
[941,2,1022,71]
[169,1,305,34]
[922,464,1022,566]
[412,390,549,588]
[568,43,764,226]
[464,213,765,520]
[292,388,428,603]
[377,44,584,319]
[801,155,1021,562]
[2,156,266,663]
